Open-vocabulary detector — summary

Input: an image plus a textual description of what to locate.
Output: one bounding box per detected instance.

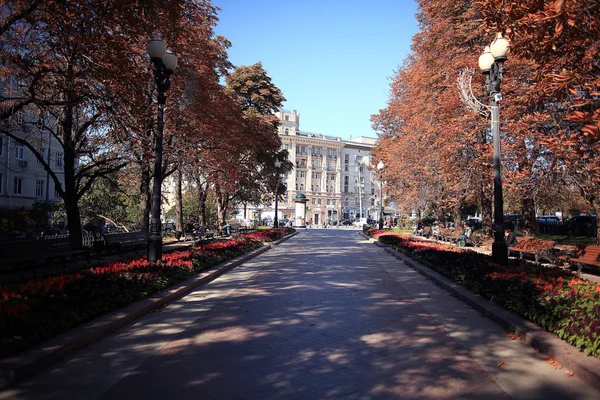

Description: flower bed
[368,229,600,358]
[0,230,293,359]
[242,227,295,242]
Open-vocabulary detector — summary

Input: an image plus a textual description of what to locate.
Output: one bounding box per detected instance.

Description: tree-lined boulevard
[3,230,599,399]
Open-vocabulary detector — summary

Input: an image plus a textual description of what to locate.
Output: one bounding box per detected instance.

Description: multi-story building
[0,109,64,212]
[275,109,379,226]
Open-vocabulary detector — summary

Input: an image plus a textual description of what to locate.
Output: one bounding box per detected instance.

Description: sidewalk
[0,233,297,389]
[3,230,598,399]
[362,233,600,392]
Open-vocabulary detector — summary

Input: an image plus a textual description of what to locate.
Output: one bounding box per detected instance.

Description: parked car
[567,215,597,236]
[536,215,561,224]
[353,218,369,228]
[341,219,353,226]
[467,217,482,230]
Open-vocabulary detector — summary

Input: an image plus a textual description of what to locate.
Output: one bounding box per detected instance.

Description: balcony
[311,153,322,158]
[296,163,308,169]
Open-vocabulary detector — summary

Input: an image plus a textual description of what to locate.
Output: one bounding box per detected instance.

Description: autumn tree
[0,0,193,246]
[478,0,600,243]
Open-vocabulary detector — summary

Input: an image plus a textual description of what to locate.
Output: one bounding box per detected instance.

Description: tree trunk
[521,197,536,237]
[175,168,184,232]
[453,204,462,229]
[591,198,600,246]
[140,164,151,232]
[62,103,83,248]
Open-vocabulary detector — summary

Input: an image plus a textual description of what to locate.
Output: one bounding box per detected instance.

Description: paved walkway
[2,230,599,399]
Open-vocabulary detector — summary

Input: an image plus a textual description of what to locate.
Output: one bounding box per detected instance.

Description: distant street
[4,230,599,400]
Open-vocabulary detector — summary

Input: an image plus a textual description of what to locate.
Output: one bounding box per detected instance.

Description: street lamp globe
[163,49,178,73]
[274,160,281,168]
[148,38,166,61]
[478,46,494,73]
[490,33,510,61]
[377,160,384,171]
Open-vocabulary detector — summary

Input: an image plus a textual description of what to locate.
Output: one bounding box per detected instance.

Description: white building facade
[0,111,64,211]
[274,109,379,226]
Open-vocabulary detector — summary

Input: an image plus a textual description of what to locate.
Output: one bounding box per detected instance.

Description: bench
[433,227,453,241]
[445,229,465,243]
[559,245,600,275]
[103,231,149,256]
[0,237,90,269]
[509,239,557,265]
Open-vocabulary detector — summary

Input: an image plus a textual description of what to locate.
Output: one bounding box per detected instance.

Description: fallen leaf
[544,357,563,369]
[505,333,521,340]
[497,361,509,367]
[566,371,574,377]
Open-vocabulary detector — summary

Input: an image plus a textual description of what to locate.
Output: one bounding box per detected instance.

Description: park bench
[230,222,242,234]
[559,245,600,275]
[432,227,450,241]
[103,231,148,256]
[205,225,220,238]
[0,237,90,270]
[421,226,433,238]
[446,229,465,243]
[508,239,557,265]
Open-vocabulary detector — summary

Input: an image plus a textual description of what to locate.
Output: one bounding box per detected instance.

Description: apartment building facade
[275,109,379,226]
[0,111,65,212]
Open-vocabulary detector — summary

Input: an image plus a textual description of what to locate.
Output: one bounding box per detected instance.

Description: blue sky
[212,0,419,140]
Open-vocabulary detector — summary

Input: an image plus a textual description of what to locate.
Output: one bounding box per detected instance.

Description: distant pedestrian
[386,218,392,229]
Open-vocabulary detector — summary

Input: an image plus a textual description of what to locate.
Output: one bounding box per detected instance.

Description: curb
[366,234,600,391]
[0,232,297,390]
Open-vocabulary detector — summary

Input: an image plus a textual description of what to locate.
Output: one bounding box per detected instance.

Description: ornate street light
[377,160,384,229]
[274,160,281,228]
[147,37,177,262]
[479,33,509,265]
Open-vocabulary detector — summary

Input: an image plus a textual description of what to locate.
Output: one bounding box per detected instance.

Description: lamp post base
[148,234,163,262]
[491,240,508,266]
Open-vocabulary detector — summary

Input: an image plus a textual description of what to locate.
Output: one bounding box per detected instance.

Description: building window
[327,199,331,206]
[284,115,289,121]
[15,146,24,160]
[371,188,375,195]
[371,198,375,206]
[300,184,304,191]
[318,199,321,205]
[312,198,315,205]
[345,154,349,163]
[315,185,319,192]
[13,176,22,195]
[284,128,289,135]
[37,148,45,164]
[330,175,335,181]
[332,200,336,206]
[36,180,45,197]
[283,143,289,150]
[311,185,314,191]
[55,152,63,168]
[16,111,25,124]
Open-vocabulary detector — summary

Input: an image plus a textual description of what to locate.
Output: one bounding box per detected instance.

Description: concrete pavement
[2,230,599,399]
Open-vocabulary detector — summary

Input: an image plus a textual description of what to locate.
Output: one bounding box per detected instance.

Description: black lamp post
[478,33,510,265]
[377,160,384,229]
[274,160,281,228]
[147,38,177,262]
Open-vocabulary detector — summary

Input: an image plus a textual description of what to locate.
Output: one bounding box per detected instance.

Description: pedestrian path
[2,230,599,399]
